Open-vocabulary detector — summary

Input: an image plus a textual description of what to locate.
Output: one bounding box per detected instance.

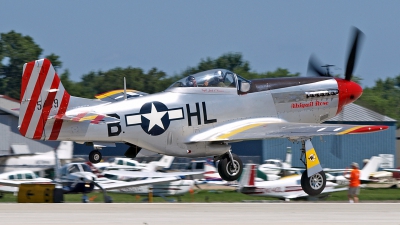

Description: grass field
[1,187,400,203]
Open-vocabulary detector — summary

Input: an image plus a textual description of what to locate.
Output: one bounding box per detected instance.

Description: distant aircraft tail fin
[285,147,292,166]
[85,161,103,178]
[56,141,74,159]
[238,164,256,190]
[157,155,174,169]
[204,159,218,173]
[146,155,175,172]
[360,156,383,180]
[19,59,70,140]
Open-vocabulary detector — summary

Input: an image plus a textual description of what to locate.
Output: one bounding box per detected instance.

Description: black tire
[89,150,102,164]
[217,153,243,181]
[301,170,326,196]
[105,196,113,203]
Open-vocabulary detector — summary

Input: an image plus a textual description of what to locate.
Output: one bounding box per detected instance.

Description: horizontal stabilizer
[48,112,119,124]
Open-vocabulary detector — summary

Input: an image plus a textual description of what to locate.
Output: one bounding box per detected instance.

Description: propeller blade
[307,54,330,77]
[344,27,364,81]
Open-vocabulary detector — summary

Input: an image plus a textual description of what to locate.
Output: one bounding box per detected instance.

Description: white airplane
[325,156,384,185]
[0,141,73,174]
[258,147,293,177]
[0,162,180,202]
[17,27,388,197]
[99,168,201,198]
[0,170,52,193]
[93,155,174,172]
[59,162,187,202]
[238,164,347,201]
[193,159,228,185]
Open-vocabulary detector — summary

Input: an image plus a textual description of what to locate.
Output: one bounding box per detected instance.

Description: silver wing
[96,176,178,191]
[102,170,203,178]
[187,118,388,143]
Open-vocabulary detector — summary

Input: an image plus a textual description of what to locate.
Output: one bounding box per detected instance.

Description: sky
[1,1,400,88]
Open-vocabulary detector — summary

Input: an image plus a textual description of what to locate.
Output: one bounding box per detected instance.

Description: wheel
[105,196,113,203]
[301,170,326,196]
[89,150,102,164]
[217,153,243,181]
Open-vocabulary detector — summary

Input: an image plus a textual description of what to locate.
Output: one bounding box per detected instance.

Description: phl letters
[186,102,217,126]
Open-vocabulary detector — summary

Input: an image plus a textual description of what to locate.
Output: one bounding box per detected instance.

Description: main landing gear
[215,151,243,181]
[89,149,102,164]
[299,140,326,196]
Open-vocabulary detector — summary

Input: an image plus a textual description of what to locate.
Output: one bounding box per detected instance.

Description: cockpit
[167,69,248,89]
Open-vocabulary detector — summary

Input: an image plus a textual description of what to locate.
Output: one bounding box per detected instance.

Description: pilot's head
[186,76,197,87]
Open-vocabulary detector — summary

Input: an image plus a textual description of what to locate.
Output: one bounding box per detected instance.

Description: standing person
[345,162,361,203]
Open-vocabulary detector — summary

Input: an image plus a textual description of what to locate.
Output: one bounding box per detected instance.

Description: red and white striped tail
[238,164,256,189]
[19,59,70,140]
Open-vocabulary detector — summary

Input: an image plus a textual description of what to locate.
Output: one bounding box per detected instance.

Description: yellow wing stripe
[216,123,266,140]
[337,126,364,135]
[79,115,98,121]
[95,89,137,99]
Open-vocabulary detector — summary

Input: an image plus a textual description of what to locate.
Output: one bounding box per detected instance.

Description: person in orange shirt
[345,162,360,203]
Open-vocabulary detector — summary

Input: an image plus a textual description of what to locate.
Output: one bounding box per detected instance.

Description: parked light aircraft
[101,170,195,198]
[0,162,179,202]
[93,155,174,172]
[0,170,52,193]
[325,156,384,185]
[193,159,228,185]
[0,141,73,174]
[239,164,347,201]
[18,27,388,196]
[258,147,292,177]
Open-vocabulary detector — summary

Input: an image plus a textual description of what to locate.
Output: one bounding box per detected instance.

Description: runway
[0,203,399,225]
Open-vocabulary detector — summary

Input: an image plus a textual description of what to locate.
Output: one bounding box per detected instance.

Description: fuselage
[40,71,362,158]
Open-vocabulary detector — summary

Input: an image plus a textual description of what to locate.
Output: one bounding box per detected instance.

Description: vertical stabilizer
[285,147,292,167]
[238,164,256,190]
[360,156,382,180]
[56,141,74,159]
[19,59,70,140]
[157,155,174,169]
[146,155,175,171]
[205,160,218,173]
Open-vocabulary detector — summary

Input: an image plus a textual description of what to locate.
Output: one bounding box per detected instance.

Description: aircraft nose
[335,78,363,114]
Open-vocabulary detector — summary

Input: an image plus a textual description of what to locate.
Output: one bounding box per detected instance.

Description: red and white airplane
[17,27,388,196]
[239,164,347,201]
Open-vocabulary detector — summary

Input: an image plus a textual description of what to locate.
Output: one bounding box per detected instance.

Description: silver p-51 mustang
[18,27,387,196]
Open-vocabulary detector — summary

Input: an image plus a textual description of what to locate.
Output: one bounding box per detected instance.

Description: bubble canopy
[167,69,248,89]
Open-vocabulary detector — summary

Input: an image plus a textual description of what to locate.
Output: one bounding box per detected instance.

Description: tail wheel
[89,150,102,164]
[217,153,243,181]
[301,171,326,196]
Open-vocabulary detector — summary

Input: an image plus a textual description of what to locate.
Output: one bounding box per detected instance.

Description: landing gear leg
[89,149,102,164]
[82,194,89,203]
[93,182,113,203]
[216,150,243,181]
[299,139,326,196]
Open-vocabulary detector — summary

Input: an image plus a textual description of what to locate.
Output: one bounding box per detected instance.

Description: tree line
[0,31,399,126]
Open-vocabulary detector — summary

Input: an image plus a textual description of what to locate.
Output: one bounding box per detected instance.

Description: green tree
[357,76,400,127]
[0,31,62,100]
